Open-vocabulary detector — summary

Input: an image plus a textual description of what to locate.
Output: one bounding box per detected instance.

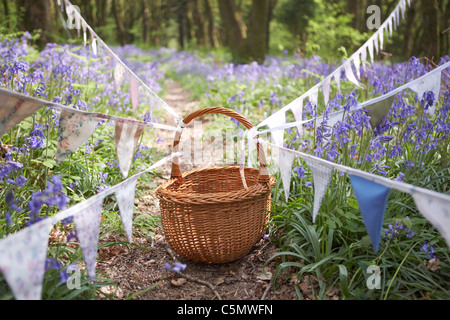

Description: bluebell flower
[420,242,436,259]
[294,165,305,179]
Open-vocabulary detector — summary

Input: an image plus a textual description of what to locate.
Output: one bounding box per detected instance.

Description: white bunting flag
[353,53,361,80]
[379,27,385,51]
[374,33,379,55]
[56,111,101,163]
[308,86,319,107]
[115,177,139,243]
[322,77,331,107]
[115,121,145,178]
[388,16,393,38]
[0,220,52,300]
[360,47,368,71]
[367,39,375,64]
[267,110,286,148]
[91,32,97,56]
[334,69,341,93]
[413,193,450,248]
[279,148,296,202]
[409,70,442,116]
[344,61,361,88]
[305,159,333,223]
[289,98,304,136]
[73,198,104,281]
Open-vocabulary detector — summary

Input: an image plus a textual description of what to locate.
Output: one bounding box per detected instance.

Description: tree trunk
[218,0,270,63]
[246,0,270,63]
[204,0,220,48]
[421,0,440,60]
[17,0,51,46]
[111,0,129,45]
[217,0,246,60]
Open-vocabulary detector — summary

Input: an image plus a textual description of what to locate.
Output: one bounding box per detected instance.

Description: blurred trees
[0,0,448,63]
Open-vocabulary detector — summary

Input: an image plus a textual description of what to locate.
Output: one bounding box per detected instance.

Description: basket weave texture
[156,107,276,264]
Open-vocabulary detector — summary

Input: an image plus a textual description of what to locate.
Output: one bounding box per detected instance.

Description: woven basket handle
[170,106,270,183]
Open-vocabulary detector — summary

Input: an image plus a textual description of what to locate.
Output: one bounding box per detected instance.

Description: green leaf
[43,160,56,169]
[347,197,359,210]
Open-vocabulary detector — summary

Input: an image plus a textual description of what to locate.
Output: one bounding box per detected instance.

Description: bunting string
[257,138,450,251]
[256,0,414,131]
[0,152,182,299]
[61,0,182,123]
[254,61,450,137]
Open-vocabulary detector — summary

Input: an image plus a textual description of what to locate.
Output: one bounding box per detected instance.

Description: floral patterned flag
[115,177,139,243]
[305,158,334,223]
[0,220,52,300]
[56,110,101,164]
[73,197,104,281]
[115,120,145,178]
[114,63,126,91]
[279,148,296,202]
[0,95,43,138]
[413,193,450,248]
[349,175,391,252]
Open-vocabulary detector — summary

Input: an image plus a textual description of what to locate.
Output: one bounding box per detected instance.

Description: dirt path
[95,81,305,301]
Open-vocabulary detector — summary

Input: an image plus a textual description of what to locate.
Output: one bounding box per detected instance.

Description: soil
[94,81,338,301]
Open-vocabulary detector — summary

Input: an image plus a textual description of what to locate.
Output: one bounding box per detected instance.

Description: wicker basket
[155,107,276,264]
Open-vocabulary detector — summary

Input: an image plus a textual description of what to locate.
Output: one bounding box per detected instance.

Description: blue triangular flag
[349,175,391,252]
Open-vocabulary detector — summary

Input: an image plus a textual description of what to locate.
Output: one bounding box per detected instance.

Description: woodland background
[1,0,448,63]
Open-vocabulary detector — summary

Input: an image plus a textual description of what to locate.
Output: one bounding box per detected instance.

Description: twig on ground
[166,246,222,300]
[261,279,273,300]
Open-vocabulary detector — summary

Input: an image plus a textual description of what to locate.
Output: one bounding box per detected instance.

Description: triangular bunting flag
[0,96,43,137]
[388,16,393,38]
[360,47,368,71]
[353,53,361,80]
[91,33,97,56]
[308,87,319,107]
[0,220,52,300]
[349,175,391,252]
[73,197,104,281]
[364,95,396,128]
[322,77,331,107]
[115,177,139,243]
[373,34,379,55]
[334,69,341,93]
[305,159,333,223]
[279,149,296,202]
[56,111,101,163]
[129,76,140,113]
[115,121,145,178]
[413,193,450,248]
[409,70,441,116]
[267,111,286,148]
[378,26,384,51]
[344,61,361,88]
[289,98,303,136]
[367,39,374,64]
[114,63,126,91]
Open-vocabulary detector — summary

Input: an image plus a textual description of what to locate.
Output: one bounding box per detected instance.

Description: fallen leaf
[171,278,187,287]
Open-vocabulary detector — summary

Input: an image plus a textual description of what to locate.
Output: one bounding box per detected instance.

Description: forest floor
[95,81,337,300]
